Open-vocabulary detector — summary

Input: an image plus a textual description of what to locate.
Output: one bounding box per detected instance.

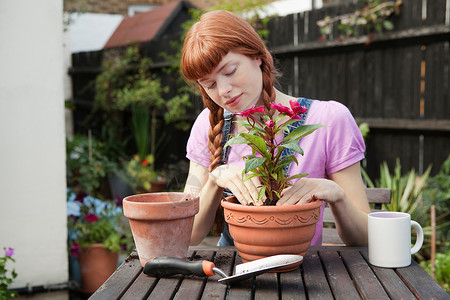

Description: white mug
[368,211,423,268]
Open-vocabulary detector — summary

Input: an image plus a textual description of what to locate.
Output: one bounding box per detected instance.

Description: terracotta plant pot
[123,192,199,267]
[77,243,118,294]
[222,196,323,271]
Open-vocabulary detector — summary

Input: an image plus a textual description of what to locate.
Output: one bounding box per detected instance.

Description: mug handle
[410,220,424,255]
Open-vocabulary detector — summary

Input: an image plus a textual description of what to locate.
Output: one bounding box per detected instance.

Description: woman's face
[198,52,263,113]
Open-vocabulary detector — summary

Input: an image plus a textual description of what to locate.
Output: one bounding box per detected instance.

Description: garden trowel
[143,254,303,285]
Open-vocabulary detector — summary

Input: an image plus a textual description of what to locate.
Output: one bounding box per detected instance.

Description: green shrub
[420,252,450,294]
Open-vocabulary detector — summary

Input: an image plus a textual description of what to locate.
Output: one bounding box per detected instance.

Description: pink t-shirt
[186,100,366,245]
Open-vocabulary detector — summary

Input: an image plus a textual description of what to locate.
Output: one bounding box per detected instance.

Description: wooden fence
[70,0,450,181]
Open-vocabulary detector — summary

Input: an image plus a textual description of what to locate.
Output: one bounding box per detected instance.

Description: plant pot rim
[123,192,198,206]
[222,196,323,212]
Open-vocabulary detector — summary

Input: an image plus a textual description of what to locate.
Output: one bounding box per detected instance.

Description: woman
[181,10,371,247]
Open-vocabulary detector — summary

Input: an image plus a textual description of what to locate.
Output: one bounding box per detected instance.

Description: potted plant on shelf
[67,189,133,294]
[221,101,323,268]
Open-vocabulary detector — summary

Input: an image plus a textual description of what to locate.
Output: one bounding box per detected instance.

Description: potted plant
[94,45,191,193]
[67,189,133,294]
[221,101,323,267]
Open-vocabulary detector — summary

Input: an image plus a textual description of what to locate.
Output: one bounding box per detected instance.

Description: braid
[208,107,224,172]
[261,50,278,117]
[202,92,225,172]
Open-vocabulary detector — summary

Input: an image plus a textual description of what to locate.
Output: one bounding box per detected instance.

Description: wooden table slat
[279,268,306,300]
[254,272,279,299]
[200,248,236,300]
[90,253,142,299]
[173,250,215,300]
[319,249,361,299]
[226,254,253,300]
[396,261,450,300]
[301,249,334,300]
[360,250,418,299]
[340,249,390,300]
[120,272,157,300]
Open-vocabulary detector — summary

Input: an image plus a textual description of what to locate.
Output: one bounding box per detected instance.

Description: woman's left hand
[276,178,345,206]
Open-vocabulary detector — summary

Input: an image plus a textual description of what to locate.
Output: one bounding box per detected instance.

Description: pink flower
[5,247,14,257]
[289,100,308,115]
[266,120,275,129]
[271,101,308,119]
[270,102,291,115]
[84,213,99,223]
[238,105,264,117]
[70,243,80,257]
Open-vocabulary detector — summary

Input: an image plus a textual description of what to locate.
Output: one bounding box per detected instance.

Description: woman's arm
[328,162,370,246]
[184,161,264,245]
[277,162,370,246]
[184,161,224,245]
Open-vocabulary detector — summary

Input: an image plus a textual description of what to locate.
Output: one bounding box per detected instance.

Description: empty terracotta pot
[222,196,323,271]
[123,192,199,267]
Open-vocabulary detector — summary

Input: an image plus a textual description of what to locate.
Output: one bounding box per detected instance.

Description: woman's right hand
[209,164,263,205]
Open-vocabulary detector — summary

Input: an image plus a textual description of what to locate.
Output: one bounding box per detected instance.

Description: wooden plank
[318,248,360,299]
[148,276,184,299]
[302,249,333,300]
[90,252,142,300]
[174,250,215,300]
[396,261,450,300]
[340,249,390,299]
[359,250,416,299]
[254,272,279,299]
[121,272,158,300]
[200,249,236,300]
[356,118,450,132]
[279,267,306,300]
[227,254,253,299]
[271,24,450,56]
[147,250,196,299]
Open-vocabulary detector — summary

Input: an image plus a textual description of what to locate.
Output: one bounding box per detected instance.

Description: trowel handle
[143,257,215,277]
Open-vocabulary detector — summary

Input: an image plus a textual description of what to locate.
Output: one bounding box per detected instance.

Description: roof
[104,1,191,49]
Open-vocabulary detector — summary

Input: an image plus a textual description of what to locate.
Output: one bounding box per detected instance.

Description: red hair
[181,10,278,171]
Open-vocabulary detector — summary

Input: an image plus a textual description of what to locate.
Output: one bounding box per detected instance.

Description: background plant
[67,190,133,255]
[0,247,17,299]
[66,134,116,199]
[94,45,191,180]
[420,252,450,293]
[317,0,402,43]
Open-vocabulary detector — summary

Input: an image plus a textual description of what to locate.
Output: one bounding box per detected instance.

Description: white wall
[0,0,68,289]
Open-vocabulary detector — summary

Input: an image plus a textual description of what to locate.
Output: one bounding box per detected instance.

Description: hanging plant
[317,0,402,44]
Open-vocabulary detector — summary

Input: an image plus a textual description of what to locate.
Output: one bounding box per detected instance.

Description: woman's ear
[256,57,262,66]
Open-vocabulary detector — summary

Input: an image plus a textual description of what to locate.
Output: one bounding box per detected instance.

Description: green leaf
[286,173,308,181]
[224,134,249,148]
[240,133,267,154]
[383,20,394,31]
[258,186,266,201]
[284,124,324,141]
[281,140,304,155]
[244,157,267,173]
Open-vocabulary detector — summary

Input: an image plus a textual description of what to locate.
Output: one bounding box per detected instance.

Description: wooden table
[90,246,449,299]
